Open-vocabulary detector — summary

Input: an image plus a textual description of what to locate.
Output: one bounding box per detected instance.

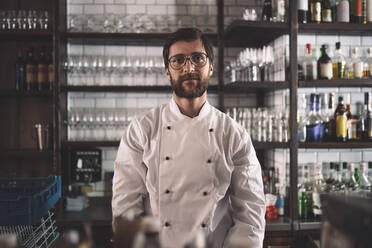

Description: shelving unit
[1,0,371,246]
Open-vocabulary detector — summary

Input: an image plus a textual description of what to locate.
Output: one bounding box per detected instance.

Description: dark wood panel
[0,98,18,149]
[19,98,53,149]
[225,20,289,47]
[0,158,51,178]
[299,23,372,35]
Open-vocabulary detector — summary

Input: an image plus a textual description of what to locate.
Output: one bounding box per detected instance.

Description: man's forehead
[169,39,206,56]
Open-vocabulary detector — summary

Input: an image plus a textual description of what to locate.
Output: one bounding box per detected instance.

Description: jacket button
[165,222,170,227]
[207,159,212,163]
[167,126,171,130]
[209,128,214,132]
[165,189,170,194]
[165,156,170,160]
[201,223,206,228]
[203,191,208,196]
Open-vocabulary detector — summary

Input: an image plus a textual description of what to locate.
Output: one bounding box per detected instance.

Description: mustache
[178,73,200,82]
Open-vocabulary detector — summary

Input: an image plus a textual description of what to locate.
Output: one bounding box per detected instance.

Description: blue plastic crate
[0,175,61,226]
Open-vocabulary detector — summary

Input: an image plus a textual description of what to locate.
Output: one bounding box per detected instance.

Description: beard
[170,72,210,99]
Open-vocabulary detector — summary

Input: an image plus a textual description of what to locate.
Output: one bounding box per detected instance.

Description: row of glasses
[0,10,49,30]
[67,107,150,141]
[225,46,276,83]
[67,13,216,33]
[226,107,290,142]
[64,55,167,86]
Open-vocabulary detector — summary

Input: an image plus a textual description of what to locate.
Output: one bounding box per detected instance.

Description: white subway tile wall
[66,0,372,193]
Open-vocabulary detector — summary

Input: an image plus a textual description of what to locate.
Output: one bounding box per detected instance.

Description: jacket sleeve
[224,129,266,248]
[112,118,148,218]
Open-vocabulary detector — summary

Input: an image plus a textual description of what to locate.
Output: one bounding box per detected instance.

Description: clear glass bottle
[298,94,307,142]
[306,93,322,142]
[332,42,346,79]
[346,162,359,191]
[351,47,364,79]
[315,94,325,140]
[311,162,324,218]
[365,47,372,78]
[359,162,371,190]
[304,43,318,80]
[273,0,286,22]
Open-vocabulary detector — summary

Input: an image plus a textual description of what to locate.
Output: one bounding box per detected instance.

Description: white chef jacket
[112,97,266,248]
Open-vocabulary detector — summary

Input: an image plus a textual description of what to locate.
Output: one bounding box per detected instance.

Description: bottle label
[320,63,333,79]
[306,63,317,80]
[312,192,322,215]
[26,64,37,83]
[306,123,322,141]
[37,64,48,83]
[298,0,308,11]
[354,62,363,78]
[336,115,347,138]
[311,2,321,22]
[322,9,332,22]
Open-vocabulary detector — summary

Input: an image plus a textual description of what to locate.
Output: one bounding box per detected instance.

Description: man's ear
[165,67,171,81]
[209,62,214,76]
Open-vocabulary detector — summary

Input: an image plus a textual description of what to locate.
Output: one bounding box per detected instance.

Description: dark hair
[162,28,214,68]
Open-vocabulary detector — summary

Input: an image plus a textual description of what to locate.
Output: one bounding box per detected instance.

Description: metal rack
[0,211,59,248]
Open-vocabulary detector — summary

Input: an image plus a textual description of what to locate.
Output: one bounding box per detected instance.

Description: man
[112,28,265,248]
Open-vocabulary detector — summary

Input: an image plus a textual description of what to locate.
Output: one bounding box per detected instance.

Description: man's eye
[192,54,204,62]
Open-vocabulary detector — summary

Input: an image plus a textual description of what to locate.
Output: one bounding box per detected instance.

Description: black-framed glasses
[168,52,209,70]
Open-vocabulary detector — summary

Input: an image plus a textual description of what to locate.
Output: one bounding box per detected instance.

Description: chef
[112,28,265,248]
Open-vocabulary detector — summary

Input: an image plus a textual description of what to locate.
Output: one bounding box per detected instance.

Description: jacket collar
[169,97,211,121]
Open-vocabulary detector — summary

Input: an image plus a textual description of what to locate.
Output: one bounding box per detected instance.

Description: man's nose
[182,58,195,73]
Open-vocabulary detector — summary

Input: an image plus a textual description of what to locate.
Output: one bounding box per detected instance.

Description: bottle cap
[336,42,341,50]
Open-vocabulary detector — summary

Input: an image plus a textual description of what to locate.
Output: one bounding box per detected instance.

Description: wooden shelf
[62,141,120,148]
[225,20,289,47]
[60,85,219,93]
[0,30,53,41]
[0,149,53,158]
[0,90,53,97]
[253,141,290,149]
[224,81,289,93]
[299,23,372,35]
[299,79,372,88]
[62,32,218,46]
[299,141,372,149]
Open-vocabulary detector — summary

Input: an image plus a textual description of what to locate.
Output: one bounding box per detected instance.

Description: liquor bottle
[346,104,358,140]
[350,0,356,22]
[354,0,363,23]
[362,0,367,23]
[368,0,372,22]
[324,92,336,141]
[315,94,325,140]
[368,162,372,182]
[322,0,333,22]
[337,0,350,22]
[341,162,350,184]
[262,0,273,21]
[318,44,333,80]
[359,162,371,190]
[363,49,370,78]
[351,47,363,79]
[303,44,318,80]
[311,162,324,218]
[25,47,37,91]
[346,163,359,190]
[299,0,309,23]
[311,0,322,23]
[37,46,48,91]
[332,42,346,79]
[335,96,348,142]
[306,93,322,142]
[47,48,53,91]
[298,94,307,142]
[273,0,286,22]
[367,48,372,77]
[15,48,25,91]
